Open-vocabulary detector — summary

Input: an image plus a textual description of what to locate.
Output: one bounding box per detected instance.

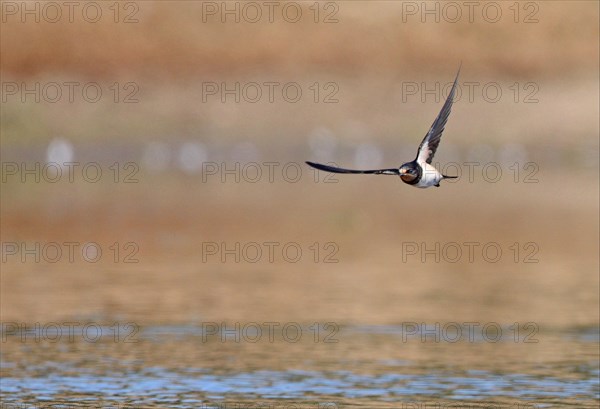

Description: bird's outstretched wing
[306,161,399,175]
[416,66,461,164]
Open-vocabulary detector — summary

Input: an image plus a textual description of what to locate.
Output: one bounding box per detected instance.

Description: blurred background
[1,1,599,407]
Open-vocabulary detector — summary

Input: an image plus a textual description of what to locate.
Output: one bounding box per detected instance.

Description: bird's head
[399,163,419,182]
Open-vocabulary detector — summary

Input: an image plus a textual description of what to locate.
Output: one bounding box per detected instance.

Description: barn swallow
[306,68,460,188]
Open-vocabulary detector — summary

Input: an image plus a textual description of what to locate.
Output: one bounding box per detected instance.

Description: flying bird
[306,68,460,188]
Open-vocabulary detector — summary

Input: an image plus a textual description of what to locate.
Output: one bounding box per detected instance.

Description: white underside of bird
[415,161,444,188]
